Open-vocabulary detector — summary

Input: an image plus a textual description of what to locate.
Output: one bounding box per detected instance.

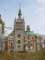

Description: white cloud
[37,0,45,8]
[37,0,45,3]
[30,0,45,34]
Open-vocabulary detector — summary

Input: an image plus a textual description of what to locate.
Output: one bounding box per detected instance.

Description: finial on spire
[18,3,22,18]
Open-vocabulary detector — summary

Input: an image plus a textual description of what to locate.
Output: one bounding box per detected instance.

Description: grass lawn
[0,51,45,60]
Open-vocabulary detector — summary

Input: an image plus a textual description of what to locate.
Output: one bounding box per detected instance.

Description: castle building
[4,8,42,52]
[0,9,43,52]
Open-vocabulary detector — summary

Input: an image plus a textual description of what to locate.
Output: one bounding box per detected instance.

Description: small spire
[27,25,30,31]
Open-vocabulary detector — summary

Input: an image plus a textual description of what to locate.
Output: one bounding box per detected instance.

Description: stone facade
[4,9,42,52]
[0,9,44,52]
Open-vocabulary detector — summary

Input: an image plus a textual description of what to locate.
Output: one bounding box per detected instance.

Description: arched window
[18,40,21,44]
[17,34,21,38]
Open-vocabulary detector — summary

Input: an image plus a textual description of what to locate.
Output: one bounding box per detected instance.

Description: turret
[0,14,4,34]
[26,25,30,31]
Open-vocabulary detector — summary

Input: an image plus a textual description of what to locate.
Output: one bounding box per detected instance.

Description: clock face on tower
[0,24,2,33]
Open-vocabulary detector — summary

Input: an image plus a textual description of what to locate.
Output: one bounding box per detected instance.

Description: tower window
[18,40,21,44]
[18,34,21,38]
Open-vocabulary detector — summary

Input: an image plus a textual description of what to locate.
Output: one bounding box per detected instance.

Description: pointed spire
[18,9,22,18]
[18,3,22,18]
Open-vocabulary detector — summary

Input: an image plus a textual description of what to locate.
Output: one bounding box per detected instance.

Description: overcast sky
[0,0,45,35]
